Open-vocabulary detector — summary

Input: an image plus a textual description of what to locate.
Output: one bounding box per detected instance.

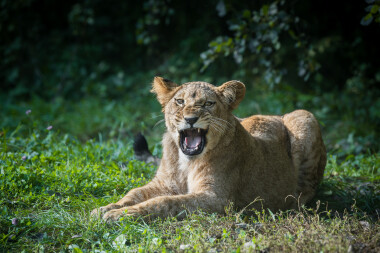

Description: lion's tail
[133,133,160,166]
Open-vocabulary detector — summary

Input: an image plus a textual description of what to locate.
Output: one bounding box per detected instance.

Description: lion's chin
[179,128,207,156]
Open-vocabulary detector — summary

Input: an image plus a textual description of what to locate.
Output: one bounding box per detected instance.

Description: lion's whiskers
[210,119,225,130]
[150,114,164,119]
[210,125,223,134]
[212,116,233,128]
[209,119,225,134]
[154,119,166,128]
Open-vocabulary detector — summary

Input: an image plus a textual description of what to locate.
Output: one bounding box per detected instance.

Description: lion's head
[152,77,246,157]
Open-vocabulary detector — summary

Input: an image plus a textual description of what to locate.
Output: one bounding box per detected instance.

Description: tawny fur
[91,77,326,221]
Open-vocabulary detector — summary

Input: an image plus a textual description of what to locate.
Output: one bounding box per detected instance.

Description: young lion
[91,77,326,221]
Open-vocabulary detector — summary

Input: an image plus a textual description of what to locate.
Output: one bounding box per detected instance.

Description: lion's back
[241,114,287,142]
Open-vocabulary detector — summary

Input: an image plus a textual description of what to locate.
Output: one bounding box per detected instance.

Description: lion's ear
[151,77,179,107]
[217,80,246,110]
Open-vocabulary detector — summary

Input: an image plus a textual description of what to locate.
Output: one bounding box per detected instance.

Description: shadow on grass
[311,176,379,219]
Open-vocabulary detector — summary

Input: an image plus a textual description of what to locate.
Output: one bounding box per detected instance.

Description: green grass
[1,95,379,252]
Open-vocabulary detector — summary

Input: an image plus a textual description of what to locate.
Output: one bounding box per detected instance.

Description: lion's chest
[176,152,203,194]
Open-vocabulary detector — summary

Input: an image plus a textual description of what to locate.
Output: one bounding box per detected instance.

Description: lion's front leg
[91,179,172,218]
[103,192,227,221]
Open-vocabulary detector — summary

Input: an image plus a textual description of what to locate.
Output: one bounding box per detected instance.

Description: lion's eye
[204,101,215,107]
[176,99,184,105]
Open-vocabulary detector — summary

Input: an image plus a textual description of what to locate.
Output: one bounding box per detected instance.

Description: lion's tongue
[185,135,201,148]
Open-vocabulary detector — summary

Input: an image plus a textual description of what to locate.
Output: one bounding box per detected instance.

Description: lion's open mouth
[179,128,207,156]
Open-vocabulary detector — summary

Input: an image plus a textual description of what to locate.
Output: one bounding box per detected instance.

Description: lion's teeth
[198,128,200,133]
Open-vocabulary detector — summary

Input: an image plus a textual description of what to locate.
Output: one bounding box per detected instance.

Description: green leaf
[288,29,296,39]
[360,13,373,26]
[361,13,373,26]
[262,5,269,16]
[267,209,276,221]
[243,9,251,19]
[370,4,379,14]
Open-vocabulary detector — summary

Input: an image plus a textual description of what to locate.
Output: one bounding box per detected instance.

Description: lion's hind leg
[282,110,327,205]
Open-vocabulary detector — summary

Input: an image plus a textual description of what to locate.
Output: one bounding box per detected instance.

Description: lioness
[92,77,326,221]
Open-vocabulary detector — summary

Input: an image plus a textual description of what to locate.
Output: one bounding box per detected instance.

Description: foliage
[361,0,380,25]
[0,0,146,99]
[1,1,378,95]
[136,0,175,46]
[201,0,307,86]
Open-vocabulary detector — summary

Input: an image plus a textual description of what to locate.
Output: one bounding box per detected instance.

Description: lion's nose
[185,117,199,127]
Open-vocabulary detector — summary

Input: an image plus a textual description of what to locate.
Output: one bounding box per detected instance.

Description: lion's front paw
[91,207,102,217]
[91,203,120,218]
[103,208,127,222]
[102,207,142,222]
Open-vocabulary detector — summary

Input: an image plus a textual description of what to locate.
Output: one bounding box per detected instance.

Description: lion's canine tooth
[198,128,200,133]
